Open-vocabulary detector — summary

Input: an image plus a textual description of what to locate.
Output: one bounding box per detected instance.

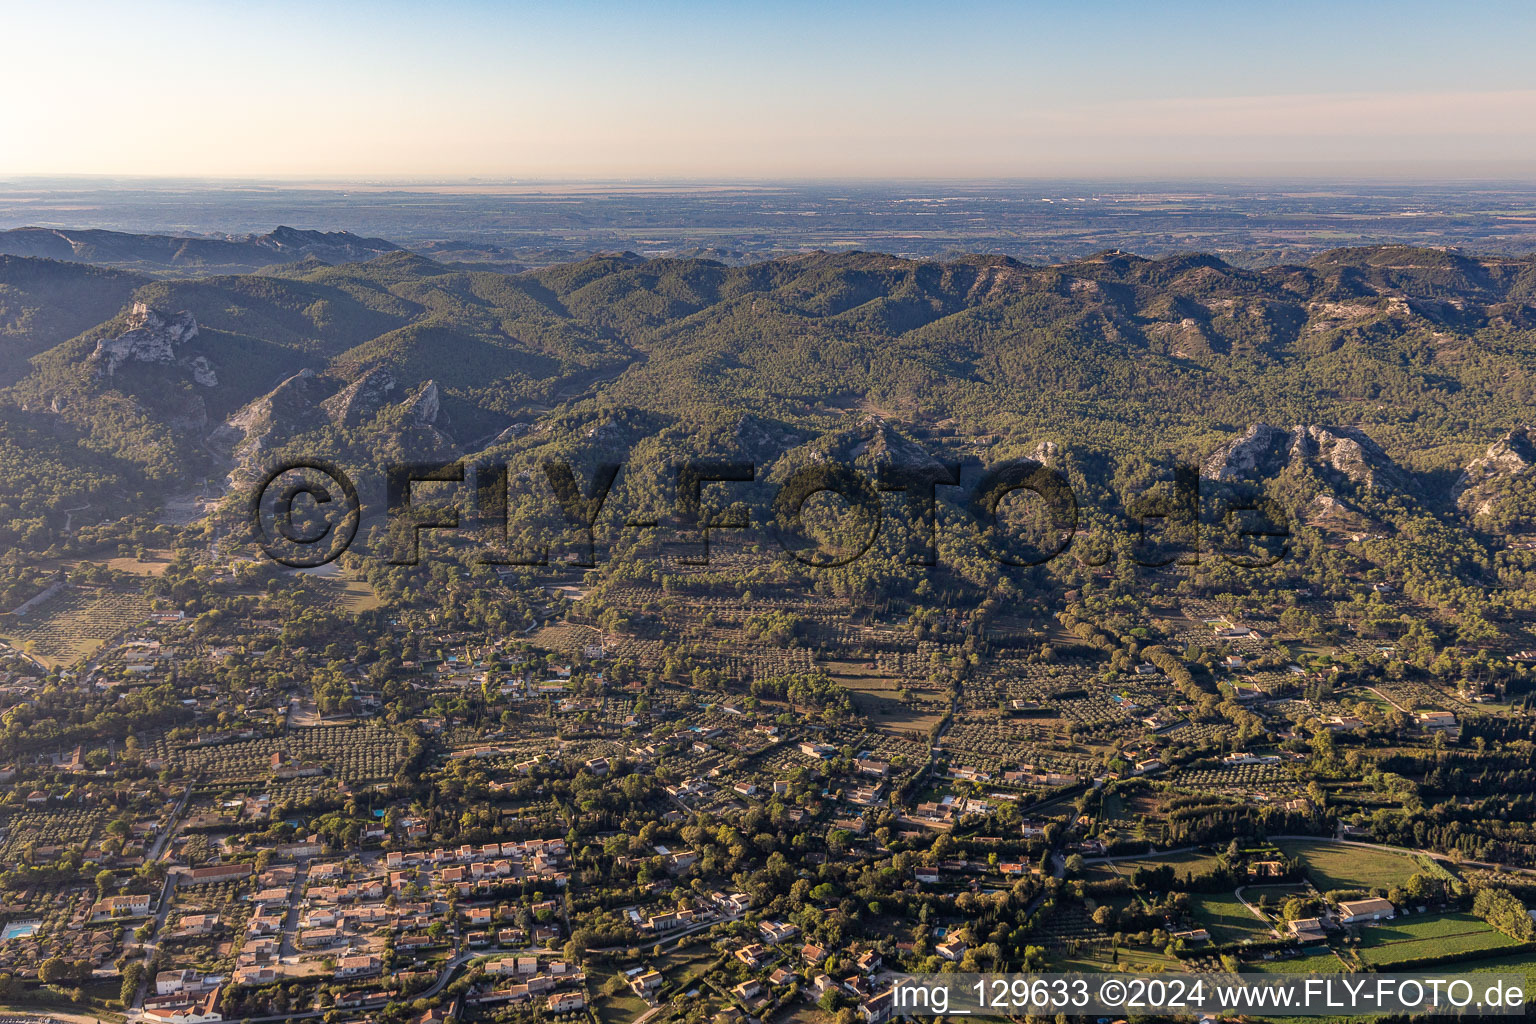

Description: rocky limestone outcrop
[401,379,443,426]
[1289,425,1401,490]
[841,415,947,472]
[731,413,803,461]
[255,226,400,263]
[211,368,331,475]
[1454,426,1536,516]
[215,368,461,487]
[765,415,948,490]
[219,368,323,439]
[187,355,218,387]
[322,368,398,426]
[1301,492,1382,540]
[89,302,204,380]
[1203,423,1402,491]
[1202,424,1291,481]
[490,422,531,445]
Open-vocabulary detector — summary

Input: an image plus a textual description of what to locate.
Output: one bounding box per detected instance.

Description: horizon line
[6,171,1536,188]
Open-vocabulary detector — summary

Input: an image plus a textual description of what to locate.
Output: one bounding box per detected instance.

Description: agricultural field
[293,563,382,613]
[1457,949,1536,993]
[315,576,381,613]
[594,987,649,1024]
[95,552,175,577]
[1052,945,1184,974]
[0,586,150,667]
[1169,763,1302,801]
[1277,839,1420,893]
[1092,790,1167,843]
[158,723,407,786]
[942,720,1095,778]
[1033,901,1108,956]
[1356,912,1518,966]
[830,665,946,736]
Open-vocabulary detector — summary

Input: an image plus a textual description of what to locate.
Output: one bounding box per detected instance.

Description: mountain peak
[257,226,401,256]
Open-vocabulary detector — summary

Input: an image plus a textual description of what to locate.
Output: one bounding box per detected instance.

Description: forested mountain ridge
[0,225,400,276]
[0,256,148,384]
[3,243,1536,556]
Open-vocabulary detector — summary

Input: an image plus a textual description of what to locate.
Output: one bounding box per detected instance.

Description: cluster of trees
[1473,886,1536,941]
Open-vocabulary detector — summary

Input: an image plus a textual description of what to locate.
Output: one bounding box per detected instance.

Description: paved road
[127,782,198,1016]
[147,784,194,862]
[1231,885,1282,936]
[278,859,314,959]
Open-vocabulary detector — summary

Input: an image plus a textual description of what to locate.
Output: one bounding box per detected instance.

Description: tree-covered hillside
[2,244,1536,560]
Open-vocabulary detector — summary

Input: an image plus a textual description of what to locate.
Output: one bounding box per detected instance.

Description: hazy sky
[5,0,1536,179]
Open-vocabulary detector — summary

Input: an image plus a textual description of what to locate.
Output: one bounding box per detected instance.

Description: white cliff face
[1031,440,1061,465]
[211,366,459,491]
[188,356,218,387]
[217,369,321,445]
[212,368,339,490]
[89,302,216,387]
[91,302,199,373]
[403,379,441,426]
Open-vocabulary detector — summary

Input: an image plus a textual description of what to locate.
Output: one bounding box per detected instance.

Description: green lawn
[1190,892,1275,944]
[595,989,651,1024]
[1356,912,1518,965]
[1276,839,1419,892]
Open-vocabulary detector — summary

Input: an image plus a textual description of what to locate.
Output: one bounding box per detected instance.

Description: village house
[92,893,152,920]
[336,954,382,979]
[758,919,800,943]
[144,989,223,1024]
[734,943,774,969]
[860,988,895,1024]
